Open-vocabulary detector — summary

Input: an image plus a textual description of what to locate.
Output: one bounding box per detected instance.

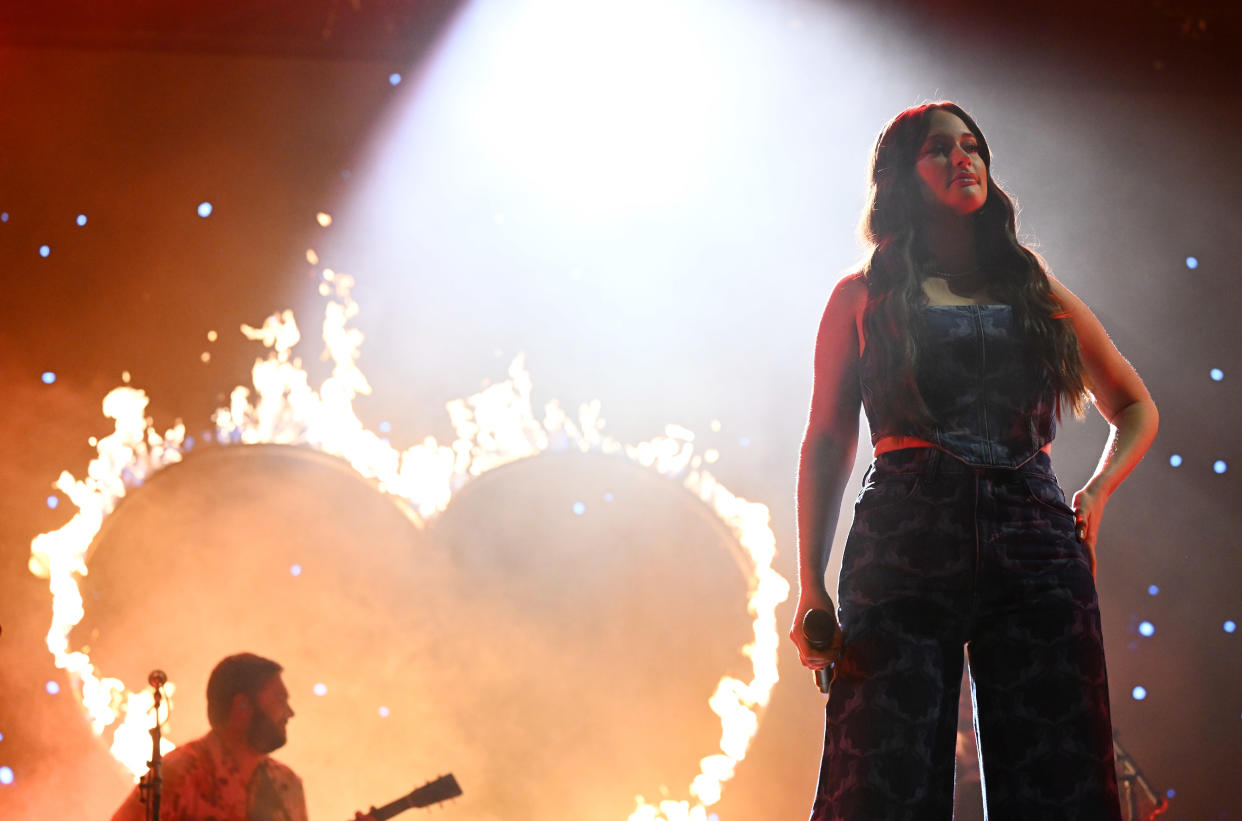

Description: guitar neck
[363,773,461,820]
[372,799,411,821]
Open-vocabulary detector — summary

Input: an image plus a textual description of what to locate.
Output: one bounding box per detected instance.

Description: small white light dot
[1131,685,1147,701]
[1138,621,1154,637]
[197,202,213,218]
[290,564,302,577]
[38,245,50,258]
[704,448,720,464]
[313,682,327,696]
[388,72,402,86]
[1210,368,1224,381]
[306,248,319,265]
[0,766,13,786]
[316,212,332,227]
[1214,460,1227,474]
[1185,256,1198,269]
[200,352,211,363]
[46,495,58,510]
[1168,454,1182,467]
[41,371,56,385]
[46,681,60,695]
[1147,584,1160,596]
[0,212,8,222]
[603,492,614,503]
[739,436,751,447]
[378,421,392,433]
[1225,620,1237,634]
[207,330,218,342]
[572,502,586,516]
[76,214,87,226]
[378,706,390,717]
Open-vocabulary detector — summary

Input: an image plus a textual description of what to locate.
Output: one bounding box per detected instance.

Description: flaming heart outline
[29,262,791,821]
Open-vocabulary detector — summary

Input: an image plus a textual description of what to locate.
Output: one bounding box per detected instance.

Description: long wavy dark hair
[859,101,1088,429]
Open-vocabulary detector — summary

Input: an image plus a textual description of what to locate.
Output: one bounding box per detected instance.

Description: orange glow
[30,263,789,813]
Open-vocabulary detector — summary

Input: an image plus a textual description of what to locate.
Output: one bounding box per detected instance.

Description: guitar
[361,774,462,820]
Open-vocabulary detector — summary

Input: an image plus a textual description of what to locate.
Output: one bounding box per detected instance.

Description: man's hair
[206,653,283,729]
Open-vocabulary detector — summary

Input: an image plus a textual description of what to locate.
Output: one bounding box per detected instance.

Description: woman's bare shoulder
[822,271,869,319]
[814,272,868,358]
[831,271,869,300]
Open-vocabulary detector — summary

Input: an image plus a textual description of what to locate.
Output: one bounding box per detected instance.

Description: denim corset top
[860,304,1057,469]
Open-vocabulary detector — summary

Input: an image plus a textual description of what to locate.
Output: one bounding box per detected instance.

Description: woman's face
[914,109,987,216]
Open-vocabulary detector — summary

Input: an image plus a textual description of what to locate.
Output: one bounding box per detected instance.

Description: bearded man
[111,653,374,821]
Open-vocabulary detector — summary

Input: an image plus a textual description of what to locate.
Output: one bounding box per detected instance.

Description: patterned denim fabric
[860,305,1058,468]
[810,448,1121,821]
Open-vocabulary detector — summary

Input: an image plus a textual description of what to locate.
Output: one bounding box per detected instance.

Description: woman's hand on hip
[1071,485,1109,579]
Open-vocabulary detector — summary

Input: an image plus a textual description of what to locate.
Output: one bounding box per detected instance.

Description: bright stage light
[452,0,742,226]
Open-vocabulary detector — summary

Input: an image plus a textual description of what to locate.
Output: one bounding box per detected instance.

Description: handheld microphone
[148,669,168,689]
[801,606,838,694]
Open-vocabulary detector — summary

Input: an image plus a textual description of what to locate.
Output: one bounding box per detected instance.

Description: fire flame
[29,256,790,818]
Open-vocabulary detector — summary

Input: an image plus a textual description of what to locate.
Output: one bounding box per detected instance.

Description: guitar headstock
[406,774,462,808]
[367,772,463,820]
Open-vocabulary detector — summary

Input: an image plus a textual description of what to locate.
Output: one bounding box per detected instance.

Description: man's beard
[246,710,287,754]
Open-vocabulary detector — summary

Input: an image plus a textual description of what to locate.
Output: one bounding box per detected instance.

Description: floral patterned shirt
[111,731,308,821]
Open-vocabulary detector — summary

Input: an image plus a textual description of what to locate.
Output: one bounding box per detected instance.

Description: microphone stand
[140,673,167,821]
[1113,731,1169,820]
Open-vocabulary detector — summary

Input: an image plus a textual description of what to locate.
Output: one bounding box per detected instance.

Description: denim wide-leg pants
[809,448,1122,821]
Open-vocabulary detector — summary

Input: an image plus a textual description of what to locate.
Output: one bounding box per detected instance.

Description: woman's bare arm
[1050,276,1159,570]
[789,273,867,670]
